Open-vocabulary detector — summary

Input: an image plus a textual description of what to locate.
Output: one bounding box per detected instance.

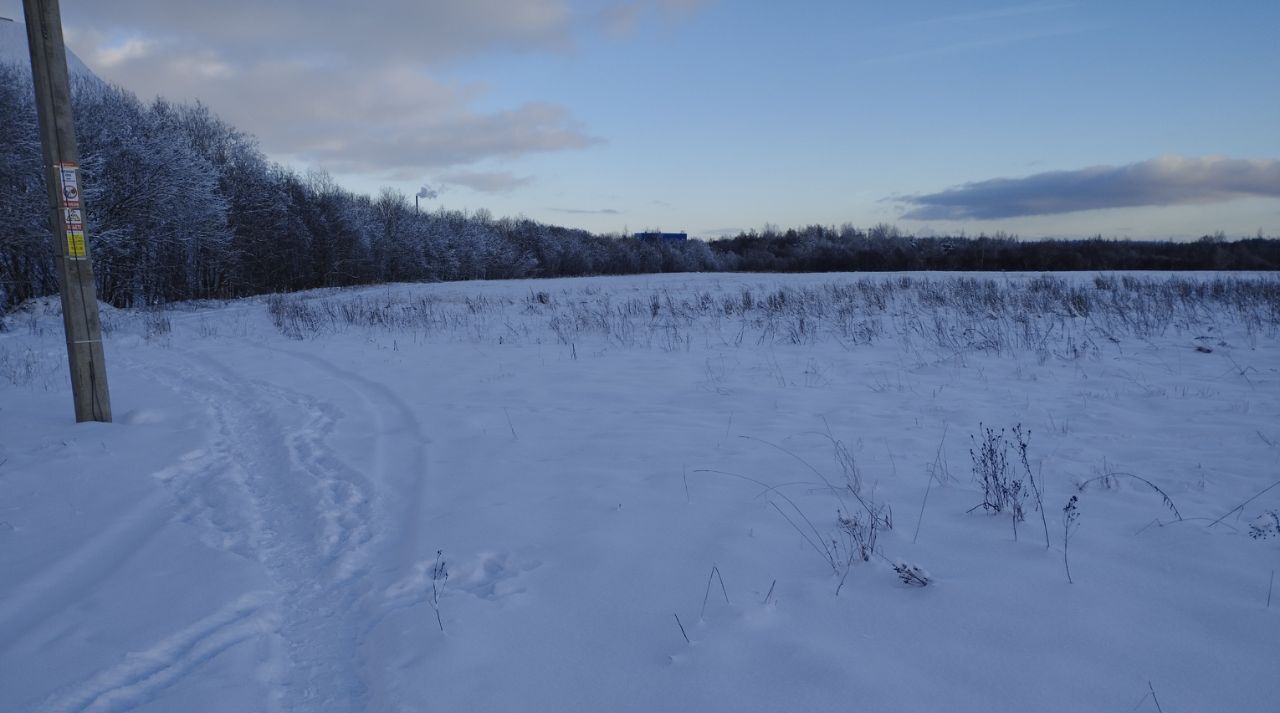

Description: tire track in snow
[264,347,431,570]
[121,351,379,711]
[37,343,434,712]
[257,347,435,713]
[0,360,236,652]
[0,488,171,650]
[38,592,280,713]
[245,380,377,586]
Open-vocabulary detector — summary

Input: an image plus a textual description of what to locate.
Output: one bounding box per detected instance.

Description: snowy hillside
[1,272,1278,712]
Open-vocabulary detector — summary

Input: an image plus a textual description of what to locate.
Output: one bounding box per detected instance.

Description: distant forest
[709,226,1280,273]
[2,64,1277,316]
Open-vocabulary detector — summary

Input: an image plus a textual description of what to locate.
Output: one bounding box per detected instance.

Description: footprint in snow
[456,552,542,601]
[385,552,542,607]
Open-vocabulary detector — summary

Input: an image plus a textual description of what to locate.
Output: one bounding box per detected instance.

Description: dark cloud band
[901,156,1280,220]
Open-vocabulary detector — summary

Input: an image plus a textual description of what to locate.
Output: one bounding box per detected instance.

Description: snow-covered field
[2,271,1277,713]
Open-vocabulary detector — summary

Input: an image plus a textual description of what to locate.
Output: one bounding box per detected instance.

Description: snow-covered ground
[2,272,1277,713]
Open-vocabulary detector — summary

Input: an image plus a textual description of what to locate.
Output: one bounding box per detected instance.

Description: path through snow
[3,272,1277,713]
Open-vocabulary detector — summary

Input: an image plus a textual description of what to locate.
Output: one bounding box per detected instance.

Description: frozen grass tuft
[0,345,62,390]
[968,424,1029,540]
[892,562,931,587]
[1062,495,1081,584]
[1077,464,1183,522]
[431,550,448,632]
[261,274,1280,356]
[1249,511,1280,540]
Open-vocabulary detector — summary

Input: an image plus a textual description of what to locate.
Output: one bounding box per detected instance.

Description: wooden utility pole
[24,0,111,422]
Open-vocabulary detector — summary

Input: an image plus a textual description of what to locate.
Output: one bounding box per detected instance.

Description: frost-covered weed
[740,433,895,595]
[143,308,172,342]
[0,346,44,387]
[262,275,1280,357]
[970,424,1028,539]
[431,550,448,632]
[967,423,1051,546]
[1249,511,1279,540]
[1076,464,1183,522]
[837,507,881,564]
[1063,496,1081,584]
[892,562,931,587]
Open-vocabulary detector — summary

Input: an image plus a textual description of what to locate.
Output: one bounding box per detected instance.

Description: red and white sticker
[57,162,80,209]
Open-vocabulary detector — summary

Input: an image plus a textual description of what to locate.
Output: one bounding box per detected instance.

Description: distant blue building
[634,232,688,242]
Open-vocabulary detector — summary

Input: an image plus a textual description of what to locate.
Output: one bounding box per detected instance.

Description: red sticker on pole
[57,162,80,209]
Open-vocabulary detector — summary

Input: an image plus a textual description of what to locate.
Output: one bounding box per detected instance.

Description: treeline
[2,64,1276,318]
[0,64,718,313]
[709,225,1280,273]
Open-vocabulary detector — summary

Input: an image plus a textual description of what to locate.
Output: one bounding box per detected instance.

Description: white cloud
[67,32,599,179]
[31,1,709,188]
[593,0,711,37]
[64,1,575,65]
[87,36,152,68]
[551,207,621,215]
[438,170,534,193]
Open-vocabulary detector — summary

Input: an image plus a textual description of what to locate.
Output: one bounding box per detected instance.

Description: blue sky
[3,0,1278,239]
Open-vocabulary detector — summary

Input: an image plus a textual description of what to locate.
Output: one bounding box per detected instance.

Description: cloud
[596,3,645,36]
[594,0,711,36]
[66,32,599,177]
[51,1,719,181]
[438,170,533,193]
[63,1,575,65]
[900,156,1280,220]
[551,207,621,215]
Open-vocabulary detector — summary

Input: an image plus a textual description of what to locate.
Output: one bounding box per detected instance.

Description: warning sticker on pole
[57,162,80,209]
[66,229,86,258]
[61,206,86,258]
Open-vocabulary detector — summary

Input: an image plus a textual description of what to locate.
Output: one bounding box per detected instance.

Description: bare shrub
[966,422,1059,545]
[143,308,171,342]
[0,346,48,387]
[1249,511,1280,540]
[892,562,931,587]
[969,424,1027,532]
